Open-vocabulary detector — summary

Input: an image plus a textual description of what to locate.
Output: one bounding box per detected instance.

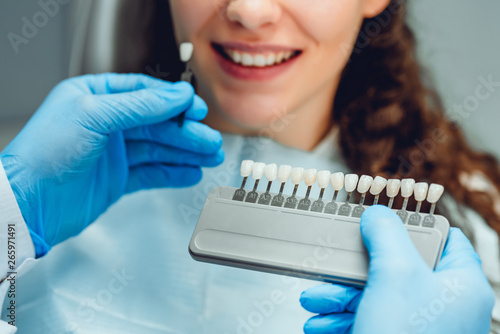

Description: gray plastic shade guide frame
[189,187,450,287]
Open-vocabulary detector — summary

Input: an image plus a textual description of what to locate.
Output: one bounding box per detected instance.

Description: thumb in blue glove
[1,73,224,257]
[300,205,495,334]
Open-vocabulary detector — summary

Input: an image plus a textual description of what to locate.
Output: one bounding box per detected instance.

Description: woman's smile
[211,41,303,81]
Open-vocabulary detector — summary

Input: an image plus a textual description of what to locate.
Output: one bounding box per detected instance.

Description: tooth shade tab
[331,172,345,191]
[265,164,278,181]
[344,174,359,193]
[386,179,401,197]
[251,162,266,180]
[291,167,305,185]
[357,175,374,194]
[240,160,254,177]
[414,182,429,202]
[370,176,388,195]
[317,171,331,188]
[180,42,194,62]
[427,184,445,204]
[278,165,292,183]
[304,169,318,186]
[401,178,416,198]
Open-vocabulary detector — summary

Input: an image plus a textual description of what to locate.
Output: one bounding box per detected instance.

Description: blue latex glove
[0,73,224,258]
[300,205,495,334]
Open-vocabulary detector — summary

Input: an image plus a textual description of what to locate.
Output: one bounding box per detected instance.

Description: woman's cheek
[290,0,364,44]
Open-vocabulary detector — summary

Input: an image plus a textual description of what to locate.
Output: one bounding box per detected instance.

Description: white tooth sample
[344,174,359,193]
[386,179,401,197]
[370,176,388,195]
[251,162,266,180]
[331,172,345,191]
[265,164,278,181]
[278,165,292,183]
[232,51,242,63]
[304,169,318,186]
[241,160,254,177]
[317,170,332,189]
[414,182,429,202]
[357,175,374,194]
[291,167,305,184]
[401,178,416,198]
[427,184,445,204]
[266,53,276,66]
[180,42,194,62]
[242,53,254,66]
[254,54,267,67]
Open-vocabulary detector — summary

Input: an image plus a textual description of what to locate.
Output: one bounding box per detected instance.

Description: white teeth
[180,42,194,62]
[317,170,331,189]
[370,176,388,196]
[291,167,305,185]
[427,183,444,204]
[232,50,242,63]
[265,164,278,181]
[252,162,266,180]
[277,52,285,63]
[254,54,267,67]
[224,48,296,67]
[241,160,254,177]
[331,172,345,191]
[401,178,416,198]
[242,53,253,66]
[414,182,429,202]
[357,175,374,194]
[278,165,292,183]
[304,169,318,187]
[344,174,359,193]
[386,179,401,197]
[266,53,276,66]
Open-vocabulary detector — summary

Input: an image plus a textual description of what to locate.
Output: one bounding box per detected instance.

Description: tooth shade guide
[233,160,254,201]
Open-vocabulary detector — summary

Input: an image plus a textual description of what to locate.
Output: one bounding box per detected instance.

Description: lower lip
[213,47,301,81]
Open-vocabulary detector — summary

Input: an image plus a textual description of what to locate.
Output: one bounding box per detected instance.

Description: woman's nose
[226,0,281,30]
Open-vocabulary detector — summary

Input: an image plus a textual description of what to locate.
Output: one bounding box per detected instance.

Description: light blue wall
[0,1,499,156]
[409,0,500,157]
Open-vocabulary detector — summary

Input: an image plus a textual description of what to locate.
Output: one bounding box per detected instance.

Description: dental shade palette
[189,161,450,287]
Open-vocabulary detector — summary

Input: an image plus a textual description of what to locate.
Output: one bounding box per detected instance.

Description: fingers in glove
[124,120,223,155]
[81,76,206,133]
[300,284,362,314]
[360,205,428,274]
[303,313,354,334]
[436,227,482,271]
[125,164,202,193]
[125,141,224,168]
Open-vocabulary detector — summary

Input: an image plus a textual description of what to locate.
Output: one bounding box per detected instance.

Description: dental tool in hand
[178,42,194,127]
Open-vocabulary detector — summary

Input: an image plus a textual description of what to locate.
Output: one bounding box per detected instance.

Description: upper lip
[212,41,300,53]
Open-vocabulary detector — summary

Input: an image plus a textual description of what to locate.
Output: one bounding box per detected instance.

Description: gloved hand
[0,73,224,258]
[300,205,495,334]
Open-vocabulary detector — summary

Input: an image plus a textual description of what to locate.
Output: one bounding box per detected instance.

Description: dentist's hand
[300,205,495,334]
[0,73,224,257]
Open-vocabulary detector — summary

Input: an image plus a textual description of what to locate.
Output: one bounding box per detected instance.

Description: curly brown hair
[115,0,500,235]
[334,0,500,233]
